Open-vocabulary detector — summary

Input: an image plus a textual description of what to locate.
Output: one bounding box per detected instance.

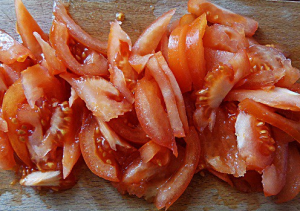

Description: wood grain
[0,0,300,210]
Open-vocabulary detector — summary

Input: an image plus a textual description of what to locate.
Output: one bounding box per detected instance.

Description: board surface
[0,0,300,210]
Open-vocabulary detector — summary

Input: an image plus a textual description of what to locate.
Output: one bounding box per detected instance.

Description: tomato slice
[53,1,107,55]
[80,114,120,182]
[0,130,16,170]
[21,64,67,108]
[246,44,300,89]
[226,87,300,111]
[239,99,300,143]
[33,32,66,75]
[155,52,189,134]
[186,14,207,90]
[110,66,134,104]
[62,98,84,179]
[235,112,274,172]
[179,14,196,26]
[168,25,192,93]
[147,55,185,137]
[230,170,263,193]
[203,24,248,53]
[2,80,32,166]
[204,105,246,176]
[188,0,258,36]
[0,30,33,64]
[276,144,300,203]
[208,169,234,187]
[50,20,108,76]
[60,72,132,122]
[139,141,171,166]
[154,127,200,209]
[135,77,177,156]
[262,128,288,196]
[15,0,48,61]
[129,9,175,73]
[108,21,137,80]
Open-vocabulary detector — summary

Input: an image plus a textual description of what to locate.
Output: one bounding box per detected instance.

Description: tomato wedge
[186,14,207,90]
[155,52,189,134]
[108,113,150,145]
[155,127,200,209]
[62,98,84,179]
[235,112,274,172]
[80,114,120,182]
[129,9,175,73]
[15,0,48,61]
[0,30,33,64]
[203,24,249,53]
[139,140,171,166]
[226,87,300,111]
[188,0,258,36]
[262,128,288,196]
[168,25,192,93]
[147,55,185,137]
[60,72,132,122]
[2,80,32,166]
[53,1,107,55]
[33,32,66,75]
[276,144,300,203]
[239,99,300,143]
[135,77,177,156]
[50,20,108,76]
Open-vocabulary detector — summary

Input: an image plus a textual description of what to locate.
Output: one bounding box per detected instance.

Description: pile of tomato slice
[1,0,300,209]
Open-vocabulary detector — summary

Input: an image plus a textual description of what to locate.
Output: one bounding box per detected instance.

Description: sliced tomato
[179,14,196,26]
[129,9,175,73]
[139,140,171,166]
[80,114,120,182]
[96,116,133,152]
[0,30,33,64]
[226,87,300,111]
[239,99,300,143]
[187,0,258,36]
[50,20,108,76]
[155,52,189,134]
[110,66,134,104]
[168,25,192,93]
[203,24,248,53]
[15,0,48,61]
[204,48,234,72]
[276,144,300,203]
[155,127,200,209]
[2,80,32,166]
[62,98,84,179]
[246,44,300,89]
[185,14,207,90]
[108,21,137,82]
[194,49,250,130]
[2,59,32,87]
[33,32,66,75]
[108,112,150,145]
[60,72,132,122]
[201,105,246,177]
[135,77,177,156]
[21,64,67,108]
[0,130,16,170]
[235,112,274,172]
[53,1,107,55]
[262,127,288,196]
[147,55,185,137]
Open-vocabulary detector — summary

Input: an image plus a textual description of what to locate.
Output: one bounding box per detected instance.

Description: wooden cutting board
[0,0,300,210]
